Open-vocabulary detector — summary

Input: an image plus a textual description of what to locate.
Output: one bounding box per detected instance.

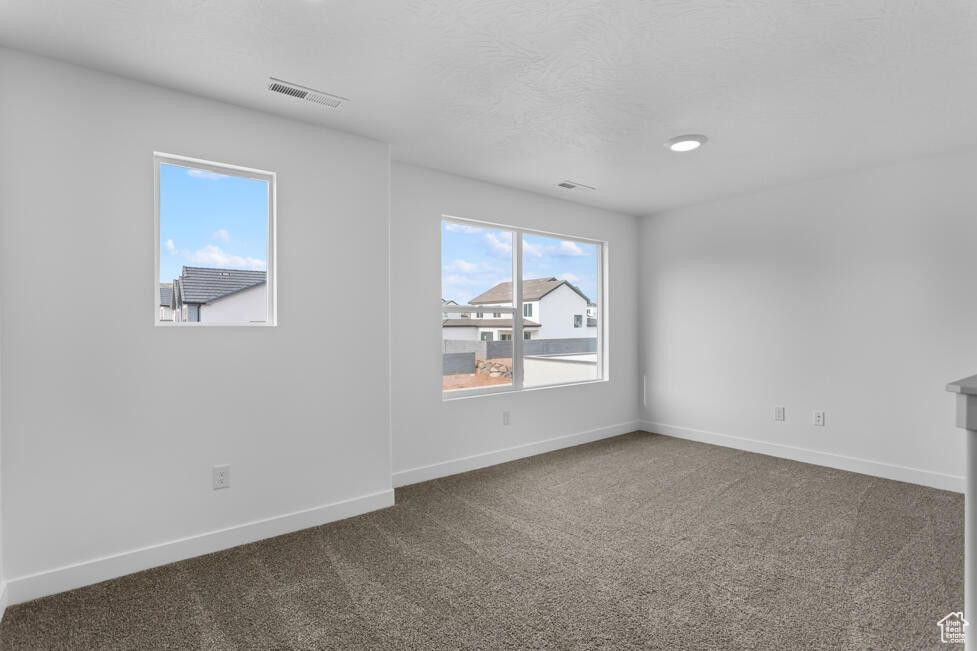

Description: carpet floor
[0,432,963,649]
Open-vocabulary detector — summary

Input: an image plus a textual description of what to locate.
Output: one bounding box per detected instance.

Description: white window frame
[441,215,607,399]
[154,152,277,327]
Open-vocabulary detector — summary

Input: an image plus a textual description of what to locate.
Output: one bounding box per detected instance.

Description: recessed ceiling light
[666,134,708,152]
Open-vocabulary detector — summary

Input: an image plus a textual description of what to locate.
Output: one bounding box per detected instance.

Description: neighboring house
[442,298,463,319]
[442,318,541,342]
[168,266,267,323]
[159,283,175,322]
[459,277,598,340]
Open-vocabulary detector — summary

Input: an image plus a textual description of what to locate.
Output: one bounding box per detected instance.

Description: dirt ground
[442,358,512,391]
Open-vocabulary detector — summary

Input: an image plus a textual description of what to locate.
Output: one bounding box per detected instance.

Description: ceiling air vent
[557,180,596,191]
[267,77,348,109]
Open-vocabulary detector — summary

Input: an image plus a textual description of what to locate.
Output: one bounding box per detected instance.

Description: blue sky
[158,163,269,282]
[441,221,599,305]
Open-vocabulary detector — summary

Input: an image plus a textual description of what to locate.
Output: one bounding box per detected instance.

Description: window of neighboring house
[476,312,484,318]
[155,153,276,326]
[441,217,605,396]
[480,332,494,342]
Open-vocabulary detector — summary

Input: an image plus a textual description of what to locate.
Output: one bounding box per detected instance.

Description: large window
[441,217,605,396]
[155,153,276,326]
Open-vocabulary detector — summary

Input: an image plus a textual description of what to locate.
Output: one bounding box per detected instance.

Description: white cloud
[557,272,580,283]
[187,168,229,180]
[212,228,231,243]
[444,259,480,273]
[443,273,483,287]
[484,232,512,255]
[558,240,587,256]
[164,239,177,255]
[188,245,266,270]
[523,241,544,257]
[443,222,484,234]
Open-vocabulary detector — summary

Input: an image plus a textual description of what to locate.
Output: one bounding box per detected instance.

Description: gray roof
[469,277,591,305]
[442,319,541,328]
[175,266,266,304]
[159,283,173,307]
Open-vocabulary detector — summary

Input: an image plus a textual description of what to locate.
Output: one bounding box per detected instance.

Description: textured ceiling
[1,1,975,215]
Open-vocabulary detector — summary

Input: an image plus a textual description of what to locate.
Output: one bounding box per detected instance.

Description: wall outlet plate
[502,410,511,426]
[213,464,231,490]
[774,406,785,422]
[813,410,826,427]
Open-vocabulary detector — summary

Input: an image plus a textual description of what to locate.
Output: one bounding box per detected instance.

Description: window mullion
[512,231,524,390]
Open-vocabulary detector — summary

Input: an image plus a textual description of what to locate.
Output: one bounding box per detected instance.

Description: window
[441,217,604,396]
[476,312,484,318]
[155,153,276,326]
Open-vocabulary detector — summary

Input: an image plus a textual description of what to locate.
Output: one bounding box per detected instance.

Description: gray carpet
[0,432,963,649]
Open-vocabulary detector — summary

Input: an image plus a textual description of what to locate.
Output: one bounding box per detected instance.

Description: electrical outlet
[213,464,231,490]
[502,410,511,426]
[774,406,785,422]
[813,410,826,427]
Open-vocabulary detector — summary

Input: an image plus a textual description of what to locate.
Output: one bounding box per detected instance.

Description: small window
[523,331,532,340]
[480,332,494,342]
[574,314,583,328]
[499,332,513,341]
[155,153,276,326]
[476,312,484,318]
[493,312,502,318]
[523,303,533,318]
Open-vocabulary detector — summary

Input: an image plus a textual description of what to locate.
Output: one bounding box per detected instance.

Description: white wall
[536,284,594,340]
[199,284,267,324]
[0,48,392,602]
[639,149,977,491]
[391,163,640,484]
[0,240,4,616]
[443,326,479,341]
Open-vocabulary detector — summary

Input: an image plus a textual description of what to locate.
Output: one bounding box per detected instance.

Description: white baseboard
[642,421,964,493]
[0,580,8,621]
[6,488,395,607]
[393,421,641,487]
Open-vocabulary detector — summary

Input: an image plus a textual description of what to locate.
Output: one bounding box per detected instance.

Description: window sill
[442,377,608,402]
[154,321,277,328]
